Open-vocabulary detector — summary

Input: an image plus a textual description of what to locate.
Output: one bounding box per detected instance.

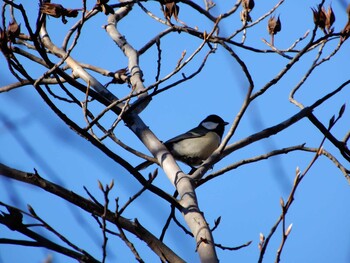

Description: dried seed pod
[0,27,8,53]
[95,0,114,15]
[0,27,5,43]
[341,4,350,41]
[242,0,255,12]
[159,0,178,4]
[40,3,80,23]
[240,0,254,24]
[325,6,335,33]
[268,15,281,35]
[65,9,80,18]
[162,1,180,22]
[40,3,59,18]
[341,22,350,41]
[311,6,327,33]
[240,10,252,23]
[7,20,21,42]
[105,68,130,87]
[267,15,281,46]
[112,68,130,84]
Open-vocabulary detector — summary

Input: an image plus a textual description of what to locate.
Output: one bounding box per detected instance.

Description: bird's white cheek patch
[202,121,219,130]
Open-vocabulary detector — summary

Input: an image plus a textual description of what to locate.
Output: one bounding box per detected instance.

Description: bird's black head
[199,114,228,138]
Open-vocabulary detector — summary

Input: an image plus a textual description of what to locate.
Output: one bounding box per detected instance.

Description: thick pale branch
[127,114,219,262]
[105,3,149,113]
[40,28,118,105]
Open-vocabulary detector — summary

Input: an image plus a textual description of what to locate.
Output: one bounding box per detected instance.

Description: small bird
[136,114,228,170]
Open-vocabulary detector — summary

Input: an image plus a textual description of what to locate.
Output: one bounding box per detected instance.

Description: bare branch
[0,163,185,262]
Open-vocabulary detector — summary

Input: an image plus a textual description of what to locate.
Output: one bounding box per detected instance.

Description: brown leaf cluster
[0,27,9,55]
[40,3,80,24]
[7,20,21,42]
[341,4,350,41]
[240,0,255,23]
[111,68,130,84]
[0,20,21,57]
[311,5,335,34]
[267,15,281,36]
[159,0,180,23]
[94,0,114,15]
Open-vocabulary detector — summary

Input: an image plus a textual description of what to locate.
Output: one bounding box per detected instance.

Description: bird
[135,114,228,170]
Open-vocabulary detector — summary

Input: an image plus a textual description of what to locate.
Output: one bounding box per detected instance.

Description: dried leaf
[325,6,335,33]
[7,20,20,41]
[65,9,80,18]
[0,27,5,41]
[242,0,255,12]
[40,3,80,23]
[0,27,7,47]
[240,10,252,23]
[0,27,11,56]
[311,6,327,33]
[341,21,350,41]
[159,0,178,4]
[40,3,66,18]
[102,4,114,15]
[268,15,281,35]
[112,68,129,84]
[95,0,114,14]
[97,0,109,4]
[241,0,254,23]
[163,2,180,22]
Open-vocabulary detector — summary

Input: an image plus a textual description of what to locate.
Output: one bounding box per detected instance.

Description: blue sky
[1,0,350,262]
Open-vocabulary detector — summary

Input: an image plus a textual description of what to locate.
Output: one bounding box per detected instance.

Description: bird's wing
[164,127,204,145]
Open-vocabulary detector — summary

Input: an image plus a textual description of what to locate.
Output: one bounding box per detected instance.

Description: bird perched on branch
[136,114,229,170]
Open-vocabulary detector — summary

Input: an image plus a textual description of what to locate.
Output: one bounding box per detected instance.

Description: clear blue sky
[1,0,350,262]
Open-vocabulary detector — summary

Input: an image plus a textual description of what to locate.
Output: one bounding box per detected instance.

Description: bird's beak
[224,121,229,126]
